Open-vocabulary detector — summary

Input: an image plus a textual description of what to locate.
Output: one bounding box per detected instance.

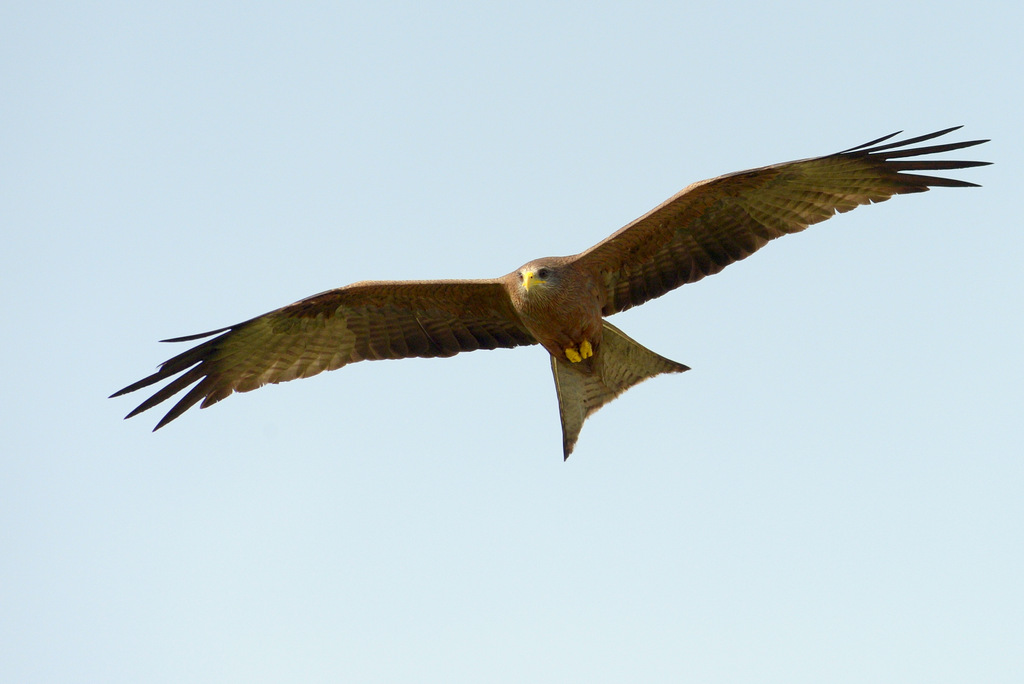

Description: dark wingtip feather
[143,378,216,430]
[880,139,990,160]
[122,366,206,420]
[840,126,989,160]
[840,130,902,153]
[110,369,168,398]
[160,326,232,343]
[113,325,238,402]
[859,126,965,154]
[900,175,983,189]
[845,127,990,191]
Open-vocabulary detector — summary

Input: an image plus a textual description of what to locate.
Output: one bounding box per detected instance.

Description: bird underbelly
[522,313,602,363]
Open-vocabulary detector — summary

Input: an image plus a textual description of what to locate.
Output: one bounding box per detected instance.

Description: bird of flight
[113,127,989,458]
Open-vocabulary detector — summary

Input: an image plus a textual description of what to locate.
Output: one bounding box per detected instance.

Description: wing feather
[578,127,989,314]
[112,279,535,429]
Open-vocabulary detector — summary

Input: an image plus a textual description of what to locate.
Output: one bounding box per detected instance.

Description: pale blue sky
[3,2,1022,682]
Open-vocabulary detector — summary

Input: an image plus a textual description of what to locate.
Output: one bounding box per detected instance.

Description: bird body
[113,127,989,458]
[505,257,606,364]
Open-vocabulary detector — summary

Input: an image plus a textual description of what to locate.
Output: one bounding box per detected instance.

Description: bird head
[517,260,563,298]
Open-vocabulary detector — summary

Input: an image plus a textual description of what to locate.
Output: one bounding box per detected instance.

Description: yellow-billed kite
[112,127,989,458]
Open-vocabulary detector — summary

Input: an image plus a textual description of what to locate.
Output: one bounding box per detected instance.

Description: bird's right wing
[112,279,536,429]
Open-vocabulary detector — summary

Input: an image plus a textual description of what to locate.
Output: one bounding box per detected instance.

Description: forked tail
[551,321,689,459]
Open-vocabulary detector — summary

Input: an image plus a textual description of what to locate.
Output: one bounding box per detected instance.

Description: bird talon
[565,341,592,363]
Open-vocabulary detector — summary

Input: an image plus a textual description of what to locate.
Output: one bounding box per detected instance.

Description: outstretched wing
[577,127,990,315]
[112,279,535,429]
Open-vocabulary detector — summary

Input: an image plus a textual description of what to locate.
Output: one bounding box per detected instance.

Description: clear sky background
[3,2,1022,682]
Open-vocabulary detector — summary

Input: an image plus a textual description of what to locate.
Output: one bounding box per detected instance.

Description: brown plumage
[112,127,989,458]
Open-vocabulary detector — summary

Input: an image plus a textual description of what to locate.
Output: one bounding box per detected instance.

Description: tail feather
[551,321,689,459]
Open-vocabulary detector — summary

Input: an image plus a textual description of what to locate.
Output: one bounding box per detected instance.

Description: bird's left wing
[112,279,535,429]
[575,127,989,315]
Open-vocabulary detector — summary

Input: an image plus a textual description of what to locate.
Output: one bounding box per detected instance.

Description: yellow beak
[522,270,543,291]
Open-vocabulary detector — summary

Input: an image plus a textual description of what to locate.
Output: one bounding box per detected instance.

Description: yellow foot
[564,340,593,363]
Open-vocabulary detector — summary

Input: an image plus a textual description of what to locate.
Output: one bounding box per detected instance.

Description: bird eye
[537,267,549,279]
